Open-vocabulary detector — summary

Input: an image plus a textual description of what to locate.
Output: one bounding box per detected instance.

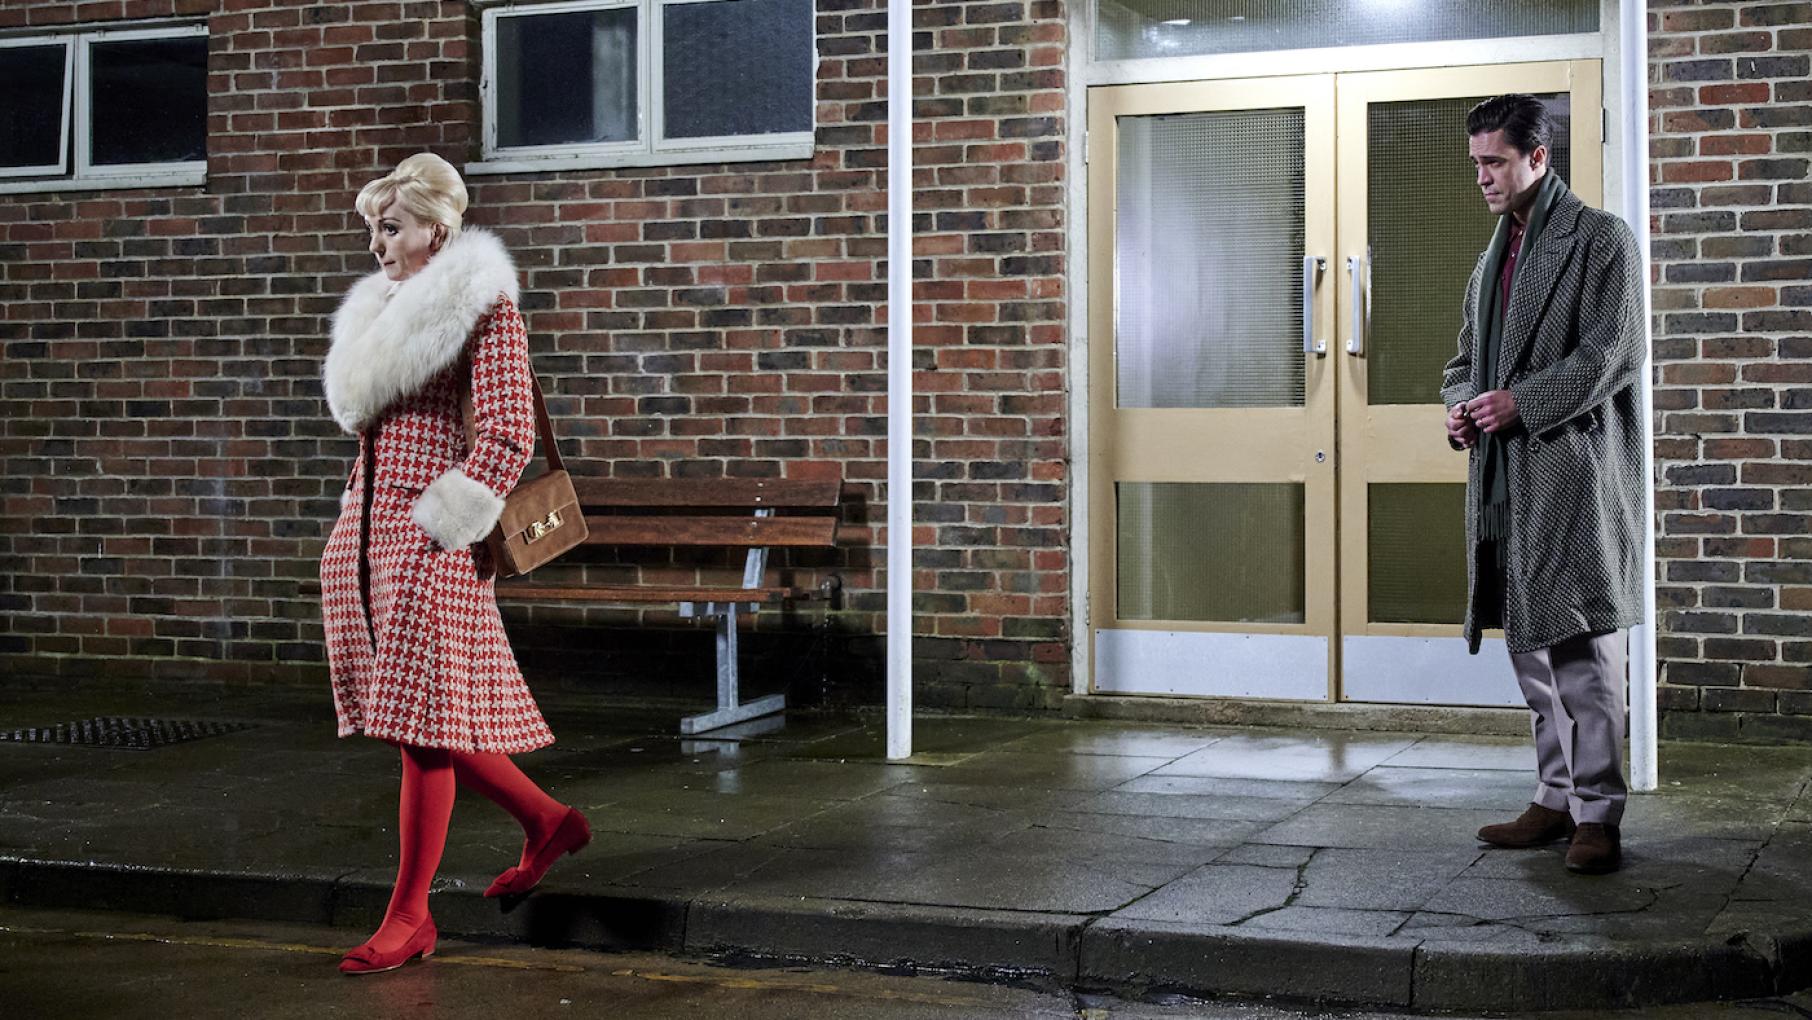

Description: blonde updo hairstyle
[355,152,468,242]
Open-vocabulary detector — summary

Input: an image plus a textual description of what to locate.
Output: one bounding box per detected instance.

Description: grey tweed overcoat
[1440,182,1648,655]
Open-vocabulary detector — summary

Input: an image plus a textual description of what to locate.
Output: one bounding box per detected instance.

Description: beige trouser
[1510,630,1629,826]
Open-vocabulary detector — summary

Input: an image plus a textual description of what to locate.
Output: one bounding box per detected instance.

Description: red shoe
[484,807,591,898]
[338,919,437,975]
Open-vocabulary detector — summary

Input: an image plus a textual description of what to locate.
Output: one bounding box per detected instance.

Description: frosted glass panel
[1369,483,1467,624]
[1367,93,1572,405]
[1116,109,1305,409]
[1097,0,1597,62]
[1118,482,1305,623]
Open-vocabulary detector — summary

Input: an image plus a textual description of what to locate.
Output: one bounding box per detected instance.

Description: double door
[1088,61,1602,706]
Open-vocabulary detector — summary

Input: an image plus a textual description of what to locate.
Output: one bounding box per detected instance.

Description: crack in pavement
[1219,846,1318,928]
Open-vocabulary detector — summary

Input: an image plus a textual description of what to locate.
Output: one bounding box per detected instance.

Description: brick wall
[1649,0,1812,740]
[7,0,1811,733]
[0,0,1073,709]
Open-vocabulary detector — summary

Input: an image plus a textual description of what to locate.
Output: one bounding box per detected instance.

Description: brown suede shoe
[1477,802,1575,848]
[1565,823,1621,875]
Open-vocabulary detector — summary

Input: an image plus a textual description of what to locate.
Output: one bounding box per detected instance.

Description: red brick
[1700,83,1773,106]
[1700,133,1774,155]
[1662,160,1736,183]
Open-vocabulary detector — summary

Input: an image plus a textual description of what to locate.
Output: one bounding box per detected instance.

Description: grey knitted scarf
[1475,170,1565,543]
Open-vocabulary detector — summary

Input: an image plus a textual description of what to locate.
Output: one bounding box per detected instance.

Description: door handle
[1302,255,1326,357]
[1346,254,1368,356]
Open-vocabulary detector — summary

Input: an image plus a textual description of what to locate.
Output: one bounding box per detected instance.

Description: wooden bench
[494,476,842,735]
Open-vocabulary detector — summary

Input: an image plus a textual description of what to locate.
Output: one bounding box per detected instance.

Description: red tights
[362,744,567,954]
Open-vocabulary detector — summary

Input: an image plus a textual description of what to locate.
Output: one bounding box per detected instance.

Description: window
[1094,0,1599,63]
[0,38,73,179]
[0,24,207,192]
[478,0,816,173]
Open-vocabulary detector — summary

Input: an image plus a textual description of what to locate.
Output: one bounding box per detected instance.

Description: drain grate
[0,716,260,751]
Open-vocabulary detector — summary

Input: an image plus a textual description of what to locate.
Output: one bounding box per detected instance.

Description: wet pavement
[3,680,1812,1013]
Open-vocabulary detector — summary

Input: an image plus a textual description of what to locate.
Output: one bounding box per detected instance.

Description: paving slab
[1380,736,1537,771]
[1214,842,1317,869]
[1024,809,1272,848]
[1320,765,1536,811]
[1731,824,1812,903]
[987,819,1230,867]
[789,716,1060,760]
[878,780,1082,814]
[1295,847,1481,911]
[1421,872,1667,922]
[1151,733,1419,783]
[5,681,1812,1012]
[1240,904,1411,936]
[1621,791,1789,841]
[756,790,1029,852]
[1397,912,1552,947]
[871,850,1163,914]
[1074,789,1313,822]
[930,750,1174,791]
[606,839,793,894]
[995,726,1227,759]
[1251,803,1510,850]
[1657,742,1812,805]
[1108,863,1300,926]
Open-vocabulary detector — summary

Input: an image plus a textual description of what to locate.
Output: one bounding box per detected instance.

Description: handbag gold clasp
[524,510,563,543]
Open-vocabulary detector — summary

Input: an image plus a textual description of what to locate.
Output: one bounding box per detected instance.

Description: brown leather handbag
[460,369,587,577]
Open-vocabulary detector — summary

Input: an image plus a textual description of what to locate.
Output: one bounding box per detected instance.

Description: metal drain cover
[0,716,259,750]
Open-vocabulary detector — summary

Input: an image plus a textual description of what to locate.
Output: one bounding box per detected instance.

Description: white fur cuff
[411,468,505,550]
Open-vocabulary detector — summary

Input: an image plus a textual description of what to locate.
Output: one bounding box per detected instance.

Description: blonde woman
[319,153,590,974]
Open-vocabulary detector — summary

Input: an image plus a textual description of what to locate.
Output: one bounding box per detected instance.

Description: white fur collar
[323,227,519,434]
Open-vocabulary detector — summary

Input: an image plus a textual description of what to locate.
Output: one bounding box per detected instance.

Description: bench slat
[573,477,841,510]
[496,584,809,604]
[583,515,837,548]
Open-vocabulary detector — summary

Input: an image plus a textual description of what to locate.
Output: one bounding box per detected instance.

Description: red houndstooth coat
[318,227,554,754]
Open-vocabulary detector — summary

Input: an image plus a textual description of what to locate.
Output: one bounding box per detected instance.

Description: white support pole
[884,0,913,761]
[1621,0,1659,792]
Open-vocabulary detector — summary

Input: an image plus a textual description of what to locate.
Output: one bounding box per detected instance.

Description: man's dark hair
[1466,94,1552,156]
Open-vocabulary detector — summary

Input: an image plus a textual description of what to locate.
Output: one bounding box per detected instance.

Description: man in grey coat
[1442,94,1647,875]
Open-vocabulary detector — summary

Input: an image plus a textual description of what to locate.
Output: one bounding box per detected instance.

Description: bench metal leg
[678,601,786,735]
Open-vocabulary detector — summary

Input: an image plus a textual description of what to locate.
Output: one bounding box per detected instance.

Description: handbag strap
[460,358,567,473]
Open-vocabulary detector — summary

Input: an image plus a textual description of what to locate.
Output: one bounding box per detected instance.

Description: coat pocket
[1535,406,1603,446]
[370,483,437,547]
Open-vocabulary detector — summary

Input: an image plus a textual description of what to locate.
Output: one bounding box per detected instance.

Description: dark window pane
[496,8,638,147]
[90,36,207,166]
[663,0,813,140]
[0,45,68,170]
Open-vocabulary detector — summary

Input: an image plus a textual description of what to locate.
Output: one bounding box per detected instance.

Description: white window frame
[0,22,207,195]
[472,0,816,176]
[0,35,75,181]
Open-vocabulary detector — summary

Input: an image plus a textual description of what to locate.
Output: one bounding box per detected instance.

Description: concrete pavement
[3,679,1811,1012]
